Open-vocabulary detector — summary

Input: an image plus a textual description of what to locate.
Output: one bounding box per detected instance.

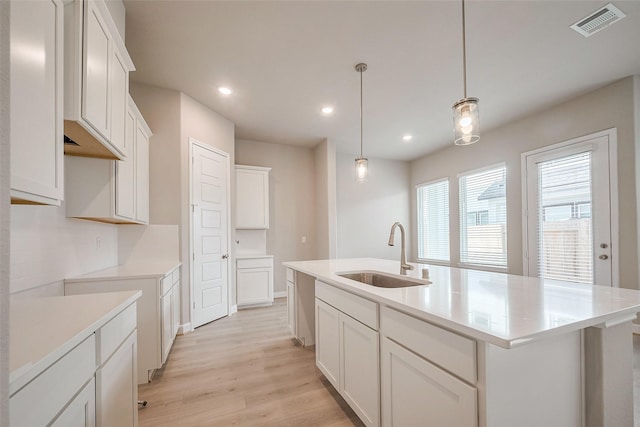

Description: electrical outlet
[301,235,307,243]
[96,237,101,249]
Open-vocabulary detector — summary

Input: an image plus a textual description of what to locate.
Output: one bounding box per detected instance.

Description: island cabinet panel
[315,280,380,427]
[381,337,477,427]
[286,268,315,347]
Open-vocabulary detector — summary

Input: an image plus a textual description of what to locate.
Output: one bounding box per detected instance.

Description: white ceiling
[123,0,640,161]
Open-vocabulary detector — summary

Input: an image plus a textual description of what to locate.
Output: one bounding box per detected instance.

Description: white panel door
[109,48,128,156]
[315,298,340,389]
[381,337,477,427]
[191,143,229,328]
[50,378,96,427]
[524,130,615,286]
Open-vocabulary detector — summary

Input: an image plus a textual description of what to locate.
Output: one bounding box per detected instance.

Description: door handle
[222,254,229,259]
[599,254,609,260]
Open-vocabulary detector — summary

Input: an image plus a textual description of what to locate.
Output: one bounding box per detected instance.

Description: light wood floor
[138,300,364,427]
[140,300,640,427]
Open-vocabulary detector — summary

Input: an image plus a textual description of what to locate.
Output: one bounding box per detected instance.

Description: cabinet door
[315,299,340,389]
[171,283,181,339]
[51,378,96,427]
[96,331,138,427]
[135,123,150,223]
[109,48,128,156]
[115,108,136,220]
[10,0,64,205]
[381,337,477,427]
[340,314,379,427]
[287,281,296,337]
[161,293,172,364]
[236,167,269,228]
[237,268,272,306]
[82,0,111,139]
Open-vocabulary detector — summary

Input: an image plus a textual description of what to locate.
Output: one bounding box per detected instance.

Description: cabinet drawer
[10,335,96,426]
[315,281,378,330]
[97,303,136,365]
[161,274,172,296]
[286,268,295,282]
[172,267,180,284]
[237,257,273,269]
[381,306,476,384]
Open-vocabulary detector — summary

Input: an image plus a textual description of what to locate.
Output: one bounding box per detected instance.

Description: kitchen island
[284,258,640,427]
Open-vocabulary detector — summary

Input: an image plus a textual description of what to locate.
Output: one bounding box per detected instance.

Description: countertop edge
[65,261,182,282]
[9,290,142,395]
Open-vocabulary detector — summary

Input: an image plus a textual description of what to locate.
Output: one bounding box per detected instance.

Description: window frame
[457,162,508,271]
[416,177,450,265]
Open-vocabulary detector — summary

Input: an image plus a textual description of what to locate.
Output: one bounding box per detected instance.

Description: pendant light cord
[359,67,364,158]
[462,0,467,98]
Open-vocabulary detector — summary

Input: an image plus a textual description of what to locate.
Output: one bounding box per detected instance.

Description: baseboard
[177,322,192,335]
[230,304,238,315]
[274,291,286,299]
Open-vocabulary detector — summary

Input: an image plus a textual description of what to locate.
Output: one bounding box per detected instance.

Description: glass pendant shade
[453,97,480,145]
[355,157,368,183]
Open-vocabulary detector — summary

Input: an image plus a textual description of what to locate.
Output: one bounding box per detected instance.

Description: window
[417,179,449,262]
[459,165,507,268]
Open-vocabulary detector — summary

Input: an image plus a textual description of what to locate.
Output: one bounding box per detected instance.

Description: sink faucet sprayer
[388,222,413,275]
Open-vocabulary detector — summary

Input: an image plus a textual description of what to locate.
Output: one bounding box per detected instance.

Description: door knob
[600,243,609,249]
[599,254,609,260]
[222,254,229,259]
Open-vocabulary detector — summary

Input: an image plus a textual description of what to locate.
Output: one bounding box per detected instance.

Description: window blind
[459,166,507,268]
[417,180,449,262]
[537,152,592,283]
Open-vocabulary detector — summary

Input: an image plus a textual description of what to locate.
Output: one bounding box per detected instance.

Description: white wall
[315,139,337,259]
[235,139,317,294]
[336,154,411,259]
[129,83,181,225]
[411,76,638,289]
[10,204,118,296]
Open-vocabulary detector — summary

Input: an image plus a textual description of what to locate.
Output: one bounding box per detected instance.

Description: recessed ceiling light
[218,86,232,95]
[402,134,413,142]
[321,106,334,115]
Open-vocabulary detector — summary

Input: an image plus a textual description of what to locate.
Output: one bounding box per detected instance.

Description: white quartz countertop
[65,261,181,282]
[283,258,640,349]
[10,290,141,394]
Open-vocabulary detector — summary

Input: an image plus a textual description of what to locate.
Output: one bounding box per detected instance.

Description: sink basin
[337,271,430,288]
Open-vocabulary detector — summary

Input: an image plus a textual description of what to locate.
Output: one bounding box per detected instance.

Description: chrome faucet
[388,222,413,275]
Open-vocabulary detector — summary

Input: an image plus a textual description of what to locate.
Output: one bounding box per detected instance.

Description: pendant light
[355,62,368,182]
[453,0,480,145]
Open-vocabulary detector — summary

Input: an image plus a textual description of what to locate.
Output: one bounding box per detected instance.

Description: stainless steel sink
[337,271,430,288]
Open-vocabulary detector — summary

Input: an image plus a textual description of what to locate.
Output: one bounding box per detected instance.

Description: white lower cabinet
[50,378,96,427]
[380,306,478,427]
[96,330,138,427]
[381,337,477,426]
[236,256,274,307]
[10,298,138,427]
[65,263,181,384]
[315,281,379,427]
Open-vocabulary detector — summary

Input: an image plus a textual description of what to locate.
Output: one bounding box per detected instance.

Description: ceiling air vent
[570,3,626,37]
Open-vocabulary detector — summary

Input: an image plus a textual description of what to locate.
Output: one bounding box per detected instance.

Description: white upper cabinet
[66,96,152,224]
[236,165,271,229]
[63,0,134,160]
[10,0,64,205]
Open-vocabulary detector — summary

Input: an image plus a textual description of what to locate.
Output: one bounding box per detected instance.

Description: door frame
[189,138,233,328]
[520,128,618,286]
